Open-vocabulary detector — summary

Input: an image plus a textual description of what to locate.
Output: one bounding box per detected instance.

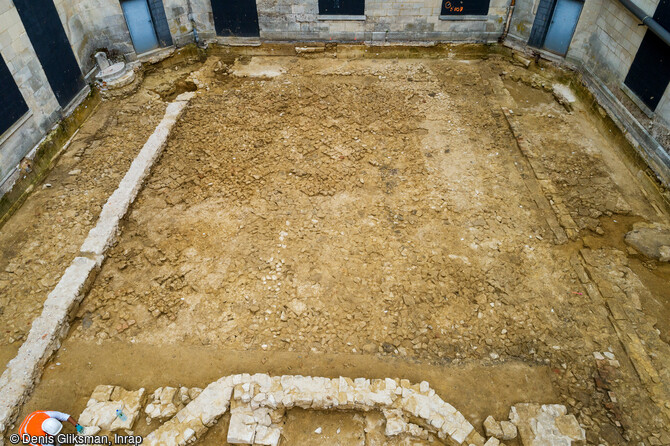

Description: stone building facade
[509,0,669,127]
[1,0,669,194]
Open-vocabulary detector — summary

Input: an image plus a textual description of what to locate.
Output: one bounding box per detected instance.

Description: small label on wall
[440,0,490,16]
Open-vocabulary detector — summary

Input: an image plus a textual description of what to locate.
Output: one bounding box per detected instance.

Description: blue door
[121,0,160,54]
[543,0,583,55]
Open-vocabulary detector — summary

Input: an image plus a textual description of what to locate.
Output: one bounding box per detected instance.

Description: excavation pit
[2,45,670,445]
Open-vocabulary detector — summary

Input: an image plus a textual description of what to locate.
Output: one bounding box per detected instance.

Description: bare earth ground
[0,88,167,365]
[4,47,670,445]
[0,60,205,369]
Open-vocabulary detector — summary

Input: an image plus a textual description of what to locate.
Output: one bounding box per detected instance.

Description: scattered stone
[624,223,670,262]
[483,415,503,438]
[287,299,306,316]
[552,84,576,112]
[362,343,377,354]
[512,53,532,68]
[484,437,501,446]
[500,420,517,440]
[509,403,585,445]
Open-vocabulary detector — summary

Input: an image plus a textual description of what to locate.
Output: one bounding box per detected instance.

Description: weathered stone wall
[163,0,216,46]
[0,0,61,185]
[254,0,510,42]
[508,0,670,132]
[53,0,135,74]
[2,0,669,194]
[1,0,515,194]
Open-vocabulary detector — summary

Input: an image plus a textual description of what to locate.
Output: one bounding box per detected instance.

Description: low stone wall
[144,373,485,445]
[136,374,584,446]
[0,91,196,445]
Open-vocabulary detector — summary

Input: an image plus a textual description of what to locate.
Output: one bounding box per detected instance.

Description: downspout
[617,0,670,47]
[500,0,516,43]
[186,0,200,46]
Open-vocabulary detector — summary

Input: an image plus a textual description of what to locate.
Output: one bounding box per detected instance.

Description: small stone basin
[96,62,127,82]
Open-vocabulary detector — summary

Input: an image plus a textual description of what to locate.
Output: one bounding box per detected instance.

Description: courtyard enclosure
[1,0,670,444]
[1,0,670,197]
[0,44,669,446]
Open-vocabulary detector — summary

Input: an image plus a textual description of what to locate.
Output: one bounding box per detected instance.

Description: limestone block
[188,388,203,401]
[401,394,421,417]
[160,387,179,405]
[90,385,115,403]
[484,437,501,446]
[429,414,446,430]
[112,387,146,413]
[555,415,584,442]
[252,373,273,392]
[382,409,406,436]
[196,384,233,427]
[145,386,184,422]
[182,427,195,442]
[464,430,488,446]
[451,422,475,444]
[75,426,102,446]
[253,407,272,427]
[509,404,585,445]
[175,91,196,102]
[234,382,257,403]
[228,404,257,444]
[407,423,428,439]
[500,420,517,440]
[269,408,285,424]
[483,415,503,438]
[624,223,670,262]
[80,386,145,431]
[254,425,281,446]
[79,402,119,430]
[552,84,576,112]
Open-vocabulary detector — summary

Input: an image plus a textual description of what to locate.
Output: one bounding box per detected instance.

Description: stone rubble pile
[145,386,202,422]
[79,385,145,432]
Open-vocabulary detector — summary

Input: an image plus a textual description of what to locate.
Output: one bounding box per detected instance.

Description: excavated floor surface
[3,46,670,445]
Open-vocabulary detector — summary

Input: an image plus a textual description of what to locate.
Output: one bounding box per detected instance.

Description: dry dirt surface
[0,58,204,368]
[5,47,670,445]
[0,87,167,365]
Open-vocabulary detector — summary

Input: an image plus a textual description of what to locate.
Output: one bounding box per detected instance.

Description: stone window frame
[317,14,366,20]
[317,0,366,19]
[439,15,492,20]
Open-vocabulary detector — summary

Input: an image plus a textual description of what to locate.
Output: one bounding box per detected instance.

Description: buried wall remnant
[0,90,197,442]
[76,374,585,446]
